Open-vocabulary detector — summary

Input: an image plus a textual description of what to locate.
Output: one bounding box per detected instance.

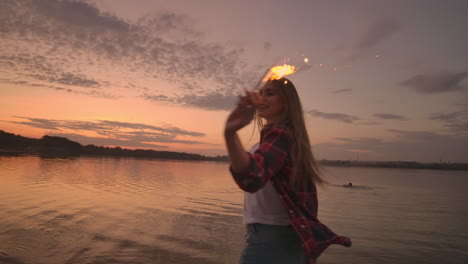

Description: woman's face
[257,83,286,124]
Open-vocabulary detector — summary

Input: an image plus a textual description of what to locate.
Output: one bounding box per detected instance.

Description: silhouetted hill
[0,130,229,161]
[1,130,467,170]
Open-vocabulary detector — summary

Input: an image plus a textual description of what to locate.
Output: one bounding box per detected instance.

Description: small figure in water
[348,182,353,187]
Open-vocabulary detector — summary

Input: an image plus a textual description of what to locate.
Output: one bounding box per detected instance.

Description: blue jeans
[239,223,306,264]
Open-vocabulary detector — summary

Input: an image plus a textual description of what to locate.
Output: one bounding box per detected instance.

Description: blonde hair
[255,78,325,189]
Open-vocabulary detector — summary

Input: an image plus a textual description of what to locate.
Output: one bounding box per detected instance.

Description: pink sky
[1,0,467,162]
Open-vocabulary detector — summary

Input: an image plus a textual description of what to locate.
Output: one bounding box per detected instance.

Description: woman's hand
[224,94,256,136]
[224,93,259,174]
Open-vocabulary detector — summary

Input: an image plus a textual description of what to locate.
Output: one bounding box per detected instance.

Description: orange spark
[270,64,296,79]
[255,64,297,90]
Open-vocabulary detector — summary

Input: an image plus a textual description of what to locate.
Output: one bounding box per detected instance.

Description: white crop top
[243,143,290,225]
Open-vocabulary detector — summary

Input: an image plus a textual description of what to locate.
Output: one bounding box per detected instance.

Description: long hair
[255,78,325,189]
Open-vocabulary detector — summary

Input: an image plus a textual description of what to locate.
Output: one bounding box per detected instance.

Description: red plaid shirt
[231,124,351,263]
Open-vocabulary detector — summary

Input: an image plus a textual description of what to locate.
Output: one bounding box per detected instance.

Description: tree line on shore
[0,130,228,162]
[1,130,467,170]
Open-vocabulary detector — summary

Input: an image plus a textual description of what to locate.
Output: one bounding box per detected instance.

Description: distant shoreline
[318,159,468,171]
[1,130,468,171]
[2,152,468,171]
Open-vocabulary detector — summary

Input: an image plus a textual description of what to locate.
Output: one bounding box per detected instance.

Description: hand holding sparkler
[224,94,256,136]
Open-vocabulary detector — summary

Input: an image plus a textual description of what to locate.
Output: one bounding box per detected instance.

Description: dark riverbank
[1,130,467,170]
[0,130,228,162]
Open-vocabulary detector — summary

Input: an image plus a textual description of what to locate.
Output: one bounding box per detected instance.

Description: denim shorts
[239,223,306,264]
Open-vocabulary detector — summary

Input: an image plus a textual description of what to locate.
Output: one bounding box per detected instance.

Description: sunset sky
[1,0,467,162]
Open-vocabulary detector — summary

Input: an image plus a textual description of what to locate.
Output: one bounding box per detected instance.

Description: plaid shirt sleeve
[230,127,291,193]
[274,182,352,263]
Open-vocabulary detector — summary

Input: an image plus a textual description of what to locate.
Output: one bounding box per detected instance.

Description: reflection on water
[1,157,467,264]
[1,157,243,264]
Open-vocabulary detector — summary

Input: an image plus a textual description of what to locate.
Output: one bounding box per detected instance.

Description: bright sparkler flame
[255,63,298,90]
[270,64,296,79]
[254,54,312,90]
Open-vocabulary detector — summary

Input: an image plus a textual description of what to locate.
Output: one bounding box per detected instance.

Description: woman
[224,78,351,264]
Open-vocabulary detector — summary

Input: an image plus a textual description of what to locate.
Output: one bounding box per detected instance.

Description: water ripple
[1,157,467,264]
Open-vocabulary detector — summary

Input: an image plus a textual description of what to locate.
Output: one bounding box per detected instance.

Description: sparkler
[247,54,338,104]
[254,64,293,91]
[252,50,382,91]
[247,62,303,105]
[254,57,310,90]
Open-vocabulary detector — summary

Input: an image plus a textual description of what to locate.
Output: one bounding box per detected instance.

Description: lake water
[1,156,467,264]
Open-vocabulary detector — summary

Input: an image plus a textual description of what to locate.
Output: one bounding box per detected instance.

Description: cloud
[429,110,468,134]
[48,72,100,87]
[373,113,407,120]
[400,71,468,94]
[25,72,100,87]
[331,89,353,94]
[7,116,212,148]
[144,92,237,111]
[314,130,468,162]
[263,41,272,51]
[0,0,258,110]
[386,129,439,141]
[109,131,205,145]
[11,117,63,130]
[343,18,400,63]
[30,0,130,32]
[334,137,386,151]
[0,78,116,98]
[178,92,237,111]
[358,121,380,125]
[98,120,205,137]
[307,109,360,123]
